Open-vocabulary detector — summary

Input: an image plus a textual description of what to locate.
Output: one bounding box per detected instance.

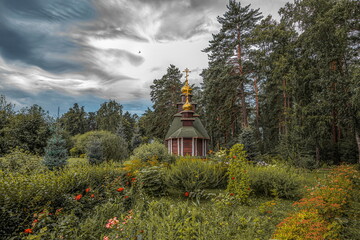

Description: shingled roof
[165,113,210,140]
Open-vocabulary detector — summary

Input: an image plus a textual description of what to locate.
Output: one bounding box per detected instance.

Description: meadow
[1,143,360,240]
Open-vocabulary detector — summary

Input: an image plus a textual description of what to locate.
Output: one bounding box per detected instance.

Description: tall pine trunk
[237,27,248,128]
[254,75,260,129]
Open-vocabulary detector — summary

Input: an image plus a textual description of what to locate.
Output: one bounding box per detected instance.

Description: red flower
[126,182,130,185]
[117,187,125,192]
[24,229,33,234]
[230,193,235,196]
[124,196,129,199]
[33,219,38,223]
[90,194,95,198]
[74,194,82,201]
[233,156,236,159]
[184,192,189,197]
[85,188,91,193]
[131,178,136,182]
[231,177,235,180]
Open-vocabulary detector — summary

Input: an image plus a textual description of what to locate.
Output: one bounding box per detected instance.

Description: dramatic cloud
[0,0,288,115]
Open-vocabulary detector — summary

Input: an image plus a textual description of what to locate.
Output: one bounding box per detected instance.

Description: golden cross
[183,68,191,82]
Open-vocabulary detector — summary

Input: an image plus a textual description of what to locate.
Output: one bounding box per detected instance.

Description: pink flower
[103,236,109,240]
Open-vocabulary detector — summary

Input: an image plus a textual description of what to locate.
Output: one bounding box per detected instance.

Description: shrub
[248,164,304,199]
[0,162,125,238]
[0,148,46,174]
[131,141,174,163]
[137,166,167,196]
[74,131,128,163]
[43,132,68,170]
[86,138,103,164]
[226,144,251,204]
[272,165,359,240]
[164,157,227,191]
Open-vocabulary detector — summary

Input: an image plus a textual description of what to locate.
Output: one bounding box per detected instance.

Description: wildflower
[85,188,91,193]
[74,194,82,201]
[117,187,125,192]
[103,236,109,240]
[124,196,129,199]
[230,193,234,196]
[231,177,235,180]
[184,192,189,197]
[90,194,95,198]
[33,219,38,223]
[56,208,63,213]
[24,229,33,234]
[232,156,236,159]
[131,178,137,182]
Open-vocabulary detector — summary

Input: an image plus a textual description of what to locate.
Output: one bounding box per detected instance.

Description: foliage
[0,161,125,238]
[164,157,227,192]
[59,103,88,136]
[103,197,292,240]
[201,1,262,148]
[238,127,259,160]
[96,100,123,133]
[2,104,51,155]
[137,166,167,197]
[86,138,104,164]
[248,164,304,199]
[272,165,359,239]
[43,131,68,170]
[0,148,46,174]
[226,144,251,204]
[73,130,128,162]
[140,65,182,139]
[131,140,174,163]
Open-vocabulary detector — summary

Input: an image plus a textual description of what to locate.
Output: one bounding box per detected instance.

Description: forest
[0,0,359,239]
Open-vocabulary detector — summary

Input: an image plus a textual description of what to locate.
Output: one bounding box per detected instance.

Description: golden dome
[182,95,192,111]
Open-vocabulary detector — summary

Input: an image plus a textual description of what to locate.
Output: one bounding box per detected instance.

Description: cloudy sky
[0,0,288,116]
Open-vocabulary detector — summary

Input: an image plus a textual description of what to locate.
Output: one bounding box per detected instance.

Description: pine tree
[59,103,88,136]
[202,0,262,148]
[141,64,182,139]
[43,131,68,170]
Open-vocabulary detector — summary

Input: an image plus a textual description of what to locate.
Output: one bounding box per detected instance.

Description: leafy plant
[226,144,251,204]
[131,140,174,163]
[248,164,304,199]
[164,157,227,192]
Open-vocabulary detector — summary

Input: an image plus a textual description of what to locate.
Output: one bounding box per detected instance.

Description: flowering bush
[272,165,359,239]
[226,144,251,204]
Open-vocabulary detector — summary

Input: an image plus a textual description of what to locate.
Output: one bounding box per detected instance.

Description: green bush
[86,138,104,164]
[131,140,174,163]
[0,148,46,174]
[0,162,125,238]
[248,164,304,199]
[73,131,128,162]
[138,166,167,196]
[164,158,227,191]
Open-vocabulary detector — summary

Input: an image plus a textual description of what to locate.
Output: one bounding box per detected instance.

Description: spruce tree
[43,131,68,170]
